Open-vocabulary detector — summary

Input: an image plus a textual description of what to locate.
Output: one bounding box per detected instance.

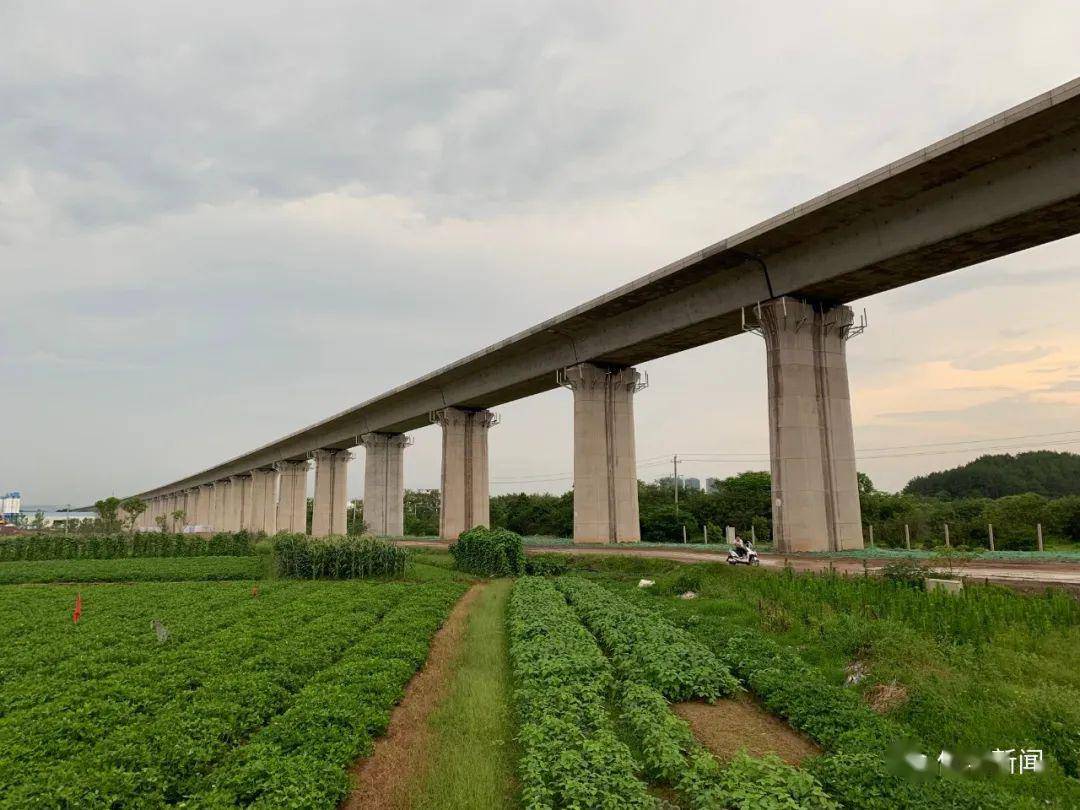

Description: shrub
[880,557,928,588]
[0,532,256,561]
[449,526,525,576]
[272,534,407,579]
[524,553,570,576]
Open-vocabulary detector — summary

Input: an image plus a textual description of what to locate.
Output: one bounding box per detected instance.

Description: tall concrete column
[311,449,351,537]
[239,474,255,531]
[221,476,240,532]
[183,489,197,527]
[435,408,497,540]
[562,363,644,544]
[359,433,409,536]
[757,297,864,552]
[211,481,227,532]
[275,460,309,534]
[249,468,276,534]
[196,484,213,527]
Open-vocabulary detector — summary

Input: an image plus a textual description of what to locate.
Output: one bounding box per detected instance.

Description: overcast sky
[4,1,1080,506]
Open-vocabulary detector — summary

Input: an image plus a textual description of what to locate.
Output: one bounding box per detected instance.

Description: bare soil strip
[341,583,485,810]
[674,692,821,766]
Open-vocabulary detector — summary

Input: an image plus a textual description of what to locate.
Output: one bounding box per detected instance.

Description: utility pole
[673,454,679,516]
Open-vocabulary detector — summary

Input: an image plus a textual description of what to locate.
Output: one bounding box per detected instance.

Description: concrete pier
[562,363,644,543]
[435,408,497,540]
[184,489,197,527]
[196,484,212,527]
[360,433,408,536]
[212,481,226,532]
[757,297,864,552]
[225,475,247,533]
[249,468,276,535]
[239,474,255,531]
[275,460,309,533]
[311,450,350,537]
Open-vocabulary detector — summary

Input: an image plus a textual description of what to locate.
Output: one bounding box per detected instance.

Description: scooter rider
[733,534,748,558]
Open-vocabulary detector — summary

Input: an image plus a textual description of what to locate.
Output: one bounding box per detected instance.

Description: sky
[3,1,1080,506]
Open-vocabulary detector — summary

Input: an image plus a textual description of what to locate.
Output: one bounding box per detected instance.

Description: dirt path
[674,694,821,765]
[341,583,486,810]
[399,540,1080,592]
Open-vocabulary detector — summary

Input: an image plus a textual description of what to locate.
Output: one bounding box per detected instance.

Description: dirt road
[400,540,1080,593]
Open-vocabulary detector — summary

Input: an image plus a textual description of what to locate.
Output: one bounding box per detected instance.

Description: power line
[491,432,1080,484]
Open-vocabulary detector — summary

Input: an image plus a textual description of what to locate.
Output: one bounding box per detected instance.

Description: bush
[272,534,407,579]
[880,557,928,588]
[0,532,256,561]
[524,553,570,576]
[449,526,525,576]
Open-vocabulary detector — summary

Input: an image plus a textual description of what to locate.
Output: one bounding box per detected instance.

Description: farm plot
[0,577,466,808]
[597,562,1080,809]
[508,576,836,809]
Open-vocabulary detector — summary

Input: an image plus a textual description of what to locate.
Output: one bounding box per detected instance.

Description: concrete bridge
[122,78,1080,552]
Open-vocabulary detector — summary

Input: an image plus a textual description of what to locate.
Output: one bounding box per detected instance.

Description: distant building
[706,477,720,492]
[655,475,702,491]
[1,491,20,520]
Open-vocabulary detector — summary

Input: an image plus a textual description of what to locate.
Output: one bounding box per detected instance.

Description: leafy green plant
[449,526,525,577]
[0,579,465,808]
[272,534,407,579]
[881,557,928,588]
[508,576,654,809]
[556,576,739,701]
[0,532,257,562]
[523,552,570,576]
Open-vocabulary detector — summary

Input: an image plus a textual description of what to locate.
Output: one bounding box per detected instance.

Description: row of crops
[508,576,837,809]
[0,578,466,808]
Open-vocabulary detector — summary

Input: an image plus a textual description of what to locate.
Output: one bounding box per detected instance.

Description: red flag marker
[72,593,83,624]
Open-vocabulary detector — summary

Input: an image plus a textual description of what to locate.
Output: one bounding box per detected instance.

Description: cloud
[950,346,1059,371]
[4,1,1080,502]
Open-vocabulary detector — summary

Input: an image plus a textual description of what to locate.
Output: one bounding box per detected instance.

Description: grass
[0,555,264,584]
[600,562,1080,806]
[408,579,519,809]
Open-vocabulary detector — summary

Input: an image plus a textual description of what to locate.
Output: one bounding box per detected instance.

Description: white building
[1,491,21,519]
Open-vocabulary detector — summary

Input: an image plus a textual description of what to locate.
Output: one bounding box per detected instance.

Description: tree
[155,514,168,533]
[119,497,147,533]
[95,497,122,532]
[170,509,186,533]
[31,510,45,530]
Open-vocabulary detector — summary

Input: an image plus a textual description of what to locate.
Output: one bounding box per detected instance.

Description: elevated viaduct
[120,78,1080,551]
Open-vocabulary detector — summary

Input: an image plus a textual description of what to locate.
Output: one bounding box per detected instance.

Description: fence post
[751,524,756,544]
[868,524,874,547]
[904,523,911,550]
[988,524,995,552]
[682,525,687,544]
[944,523,950,548]
[1037,523,1043,552]
[703,525,708,544]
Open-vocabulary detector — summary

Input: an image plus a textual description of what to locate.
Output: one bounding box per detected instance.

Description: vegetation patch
[450,526,525,577]
[556,575,739,701]
[0,531,255,561]
[508,576,653,808]
[343,584,485,810]
[0,555,263,584]
[0,579,465,808]
[273,534,408,579]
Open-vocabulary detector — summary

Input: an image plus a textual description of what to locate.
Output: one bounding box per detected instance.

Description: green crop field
[1,534,1078,809]
[0,574,466,808]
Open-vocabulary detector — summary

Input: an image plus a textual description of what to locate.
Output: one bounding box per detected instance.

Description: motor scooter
[727,542,760,566]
